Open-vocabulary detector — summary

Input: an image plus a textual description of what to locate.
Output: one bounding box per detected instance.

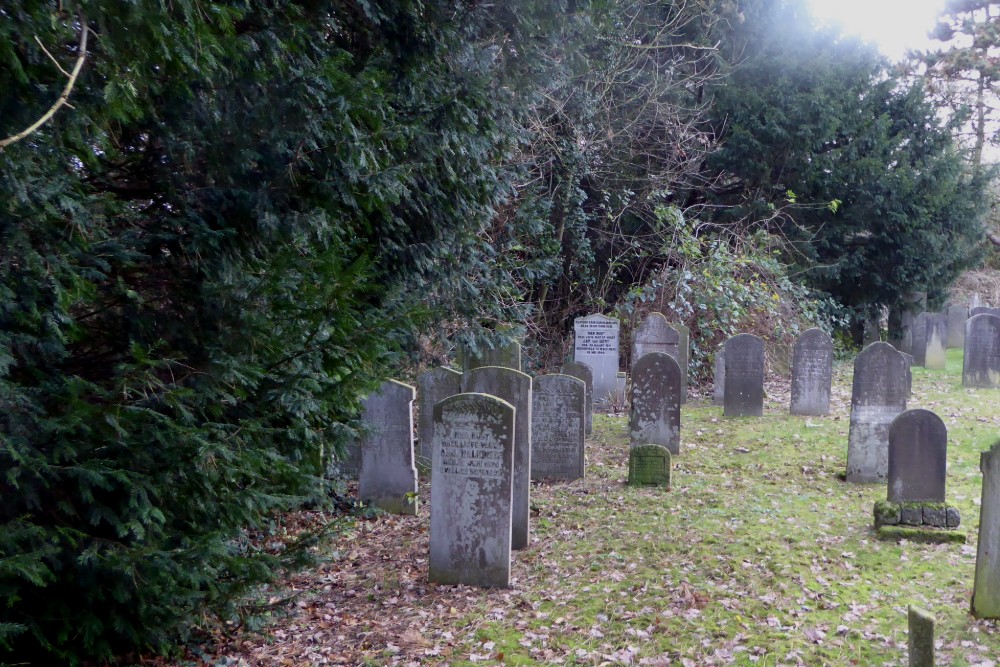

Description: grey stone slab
[846,342,908,483]
[924,313,948,370]
[923,505,946,527]
[574,314,620,403]
[723,334,765,417]
[358,380,419,515]
[946,303,968,349]
[561,360,594,435]
[908,606,935,667]
[463,367,532,551]
[790,328,834,416]
[897,292,927,355]
[416,367,462,474]
[428,393,515,588]
[973,441,1000,618]
[887,409,947,503]
[713,348,725,407]
[629,352,681,454]
[675,323,690,404]
[900,504,922,525]
[963,314,1000,388]
[911,312,929,366]
[628,444,671,487]
[458,340,521,372]
[632,312,679,367]
[531,374,586,481]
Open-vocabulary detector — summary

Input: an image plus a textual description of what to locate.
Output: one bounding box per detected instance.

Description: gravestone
[416,367,462,473]
[790,328,834,416]
[458,340,521,372]
[723,334,765,417]
[629,352,681,454]
[675,322,690,404]
[973,441,1000,618]
[358,380,419,514]
[862,314,881,346]
[561,360,594,435]
[887,409,947,503]
[713,348,725,406]
[429,393,514,588]
[531,374,586,481]
[924,313,948,370]
[908,606,935,667]
[627,444,671,487]
[911,312,929,366]
[463,367,532,550]
[894,291,927,354]
[335,441,363,480]
[971,306,1000,317]
[946,303,968,349]
[846,342,909,483]
[963,313,1000,388]
[574,314,620,403]
[632,312,679,366]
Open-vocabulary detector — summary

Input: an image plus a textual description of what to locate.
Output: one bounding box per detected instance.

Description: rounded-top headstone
[845,342,908,484]
[632,312,679,367]
[887,409,947,503]
[416,367,463,473]
[723,333,765,417]
[963,313,1000,388]
[629,352,681,453]
[790,328,834,416]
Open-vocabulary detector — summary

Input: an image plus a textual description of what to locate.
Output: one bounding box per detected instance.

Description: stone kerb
[963,314,1000,389]
[429,393,515,588]
[462,366,533,551]
[946,303,968,349]
[561,360,594,435]
[723,334,765,417]
[574,313,620,403]
[973,441,1000,618]
[416,367,462,474]
[531,374,586,481]
[846,342,908,484]
[629,352,681,454]
[790,328,834,416]
[924,313,948,370]
[632,312,679,367]
[358,380,419,515]
[628,444,671,487]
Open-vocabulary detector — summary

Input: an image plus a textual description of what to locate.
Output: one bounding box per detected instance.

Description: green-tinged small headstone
[628,444,671,487]
[908,606,934,667]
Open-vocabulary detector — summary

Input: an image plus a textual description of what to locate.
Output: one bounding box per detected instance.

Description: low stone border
[876,525,967,544]
[874,500,961,529]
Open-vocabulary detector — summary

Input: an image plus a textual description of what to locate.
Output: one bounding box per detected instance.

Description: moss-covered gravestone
[628,444,671,487]
[973,441,1000,618]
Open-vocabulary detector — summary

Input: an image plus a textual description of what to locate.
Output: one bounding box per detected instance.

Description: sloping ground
[175,349,1000,666]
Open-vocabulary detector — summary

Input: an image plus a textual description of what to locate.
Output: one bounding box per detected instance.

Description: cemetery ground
[176,350,1000,667]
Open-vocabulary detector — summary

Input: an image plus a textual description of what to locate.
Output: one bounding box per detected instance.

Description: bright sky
[806,0,947,60]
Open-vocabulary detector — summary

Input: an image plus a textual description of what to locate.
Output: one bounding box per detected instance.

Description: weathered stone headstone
[713,348,725,407]
[946,303,968,349]
[911,312,929,366]
[790,328,834,416]
[924,313,948,370]
[723,334,765,417]
[862,314,881,346]
[561,360,594,435]
[895,291,927,354]
[458,340,521,372]
[908,606,935,667]
[973,441,1000,618]
[462,367,532,550]
[629,352,681,454]
[971,306,1000,317]
[963,313,1000,388]
[887,409,947,503]
[627,444,671,487]
[675,322,690,404]
[429,393,514,588]
[358,380,419,515]
[335,441,363,480]
[846,342,908,483]
[416,367,462,473]
[632,312,679,366]
[531,374,585,481]
[574,314,620,403]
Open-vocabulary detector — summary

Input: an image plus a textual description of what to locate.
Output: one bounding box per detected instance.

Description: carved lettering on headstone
[790,328,834,416]
[531,374,586,481]
[574,314,620,403]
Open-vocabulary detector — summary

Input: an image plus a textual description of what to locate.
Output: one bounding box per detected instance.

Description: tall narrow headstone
[946,303,968,349]
[335,441,363,480]
[895,291,927,354]
[911,312,929,366]
[632,312,679,366]
[561,360,594,435]
[574,314,620,403]
[887,410,947,503]
[429,393,514,588]
[963,314,1000,388]
[908,606,935,667]
[358,380,419,515]
[790,328,834,416]
[629,352,681,454]
[846,342,908,483]
[723,334,765,417]
[531,374,586,480]
[973,441,1000,618]
[713,348,725,407]
[463,367,532,550]
[924,313,948,370]
[674,322,690,404]
[459,340,521,372]
[416,367,462,473]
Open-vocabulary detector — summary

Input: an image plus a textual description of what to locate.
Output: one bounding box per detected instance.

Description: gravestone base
[874,500,961,529]
[627,444,671,488]
[876,525,967,544]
